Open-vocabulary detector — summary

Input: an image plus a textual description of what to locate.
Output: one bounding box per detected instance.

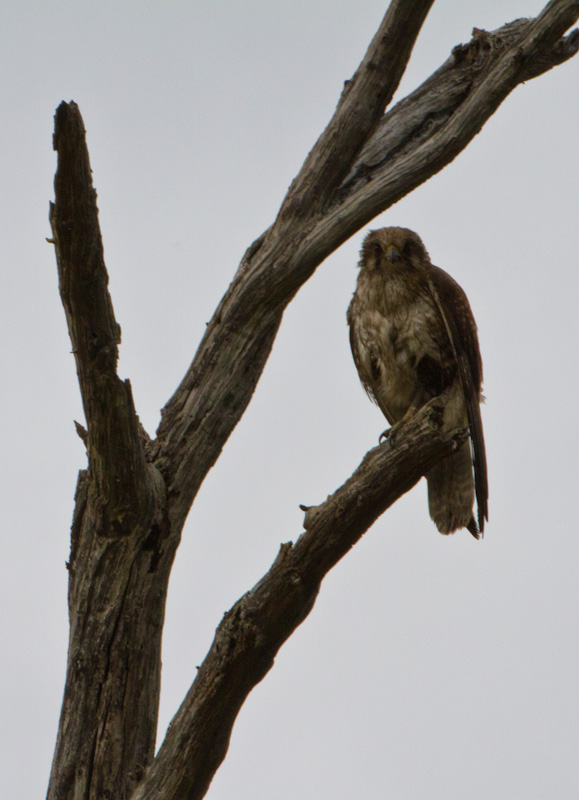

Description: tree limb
[48,102,177,800]
[337,15,579,212]
[321,8,579,240]
[50,101,153,530]
[275,0,435,224]
[133,401,467,800]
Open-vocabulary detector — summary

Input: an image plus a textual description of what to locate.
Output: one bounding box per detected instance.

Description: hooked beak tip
[386,245,400,263]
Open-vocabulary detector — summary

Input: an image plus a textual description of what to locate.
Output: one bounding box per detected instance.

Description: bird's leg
[379,393,424,447]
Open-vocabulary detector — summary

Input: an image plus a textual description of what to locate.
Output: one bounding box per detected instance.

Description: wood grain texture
[132,400,466,800]
[48,102,176,800]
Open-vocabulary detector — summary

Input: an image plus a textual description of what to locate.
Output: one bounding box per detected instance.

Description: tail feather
[426,441,476,536]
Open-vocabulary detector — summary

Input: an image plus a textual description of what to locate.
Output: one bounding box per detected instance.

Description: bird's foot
[379,422,400,447]
[379,427,391,444]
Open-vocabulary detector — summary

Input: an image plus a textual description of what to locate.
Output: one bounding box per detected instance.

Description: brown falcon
[347,227,488,538]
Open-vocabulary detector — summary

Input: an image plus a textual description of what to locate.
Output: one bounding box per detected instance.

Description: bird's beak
[386,245,400,263]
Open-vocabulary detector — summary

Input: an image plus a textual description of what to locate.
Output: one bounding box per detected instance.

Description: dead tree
[46,2,579,799]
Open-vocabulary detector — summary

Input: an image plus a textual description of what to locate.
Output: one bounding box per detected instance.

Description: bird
[347,227,488,538]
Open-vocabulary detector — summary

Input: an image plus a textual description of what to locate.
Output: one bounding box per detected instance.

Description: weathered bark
[274,0,436,223]
[132,400,467,800]
[46,2,579,799]
[48,102,176,800]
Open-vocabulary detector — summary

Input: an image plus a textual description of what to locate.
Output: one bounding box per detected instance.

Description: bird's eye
[372,242,382,257]
[402,238,414,256]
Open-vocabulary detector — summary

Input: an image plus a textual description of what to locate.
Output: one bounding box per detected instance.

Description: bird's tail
[426,441,478,537]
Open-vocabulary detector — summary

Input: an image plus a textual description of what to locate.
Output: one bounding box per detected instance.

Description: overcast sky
[2,2,579,798]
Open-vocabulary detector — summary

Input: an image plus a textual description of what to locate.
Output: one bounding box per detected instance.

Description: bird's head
[359,227,430,273]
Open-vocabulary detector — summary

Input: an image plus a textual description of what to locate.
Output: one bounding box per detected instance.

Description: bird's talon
[380,423,400,447]
[379,427,391,444]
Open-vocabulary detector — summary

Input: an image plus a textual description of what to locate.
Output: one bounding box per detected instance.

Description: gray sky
[2,2,579,798]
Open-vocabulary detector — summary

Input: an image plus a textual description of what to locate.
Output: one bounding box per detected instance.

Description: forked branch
[50,101,153,529]
[275,0,435,223]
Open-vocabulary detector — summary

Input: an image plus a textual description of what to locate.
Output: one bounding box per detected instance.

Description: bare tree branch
[322,10,579,240]
[275,0,435,224]
[48,102,176,800]
[133,401,466,800]
[50,101,153,527]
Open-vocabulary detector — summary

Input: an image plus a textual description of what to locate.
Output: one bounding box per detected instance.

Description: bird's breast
[352,277,441,422]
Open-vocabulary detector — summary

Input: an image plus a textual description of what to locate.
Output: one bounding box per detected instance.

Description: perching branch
[133,401,466,800]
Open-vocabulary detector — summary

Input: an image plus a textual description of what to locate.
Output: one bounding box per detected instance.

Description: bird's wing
[427,265,488,533]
